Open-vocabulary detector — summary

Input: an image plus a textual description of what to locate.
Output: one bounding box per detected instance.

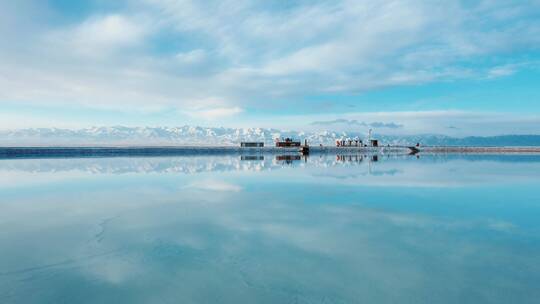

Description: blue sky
[1,0,540,135]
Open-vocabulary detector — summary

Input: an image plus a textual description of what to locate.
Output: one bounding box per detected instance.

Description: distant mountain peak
[0,126,539,147]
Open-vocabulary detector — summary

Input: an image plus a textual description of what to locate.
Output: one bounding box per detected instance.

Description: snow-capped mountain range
[1,126,539,146]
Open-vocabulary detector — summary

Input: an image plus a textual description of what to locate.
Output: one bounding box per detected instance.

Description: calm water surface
[0,153,539,303]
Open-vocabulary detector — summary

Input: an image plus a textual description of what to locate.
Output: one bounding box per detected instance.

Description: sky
[1,0,540,136]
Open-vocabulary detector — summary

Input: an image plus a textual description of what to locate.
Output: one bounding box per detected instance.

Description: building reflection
[335,154,380,162]
[275,155,307,165]
[240,155,264,161]
[4,152,518,176]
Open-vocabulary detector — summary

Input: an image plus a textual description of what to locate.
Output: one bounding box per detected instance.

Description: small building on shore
[240,142,264,147]
[336,139,363,147]
[275,138,301,147]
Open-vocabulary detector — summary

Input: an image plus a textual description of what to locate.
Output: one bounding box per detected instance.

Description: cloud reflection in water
[0,154,539,303]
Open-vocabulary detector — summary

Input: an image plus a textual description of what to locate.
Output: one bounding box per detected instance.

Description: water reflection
[0,154,539,303]
[1,153,539,188]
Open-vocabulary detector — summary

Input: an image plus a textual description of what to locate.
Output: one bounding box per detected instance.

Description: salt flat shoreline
[420,146,540,153]
[0,146,539,159]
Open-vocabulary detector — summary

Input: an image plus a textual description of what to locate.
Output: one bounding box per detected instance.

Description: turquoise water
[0,154,539,303]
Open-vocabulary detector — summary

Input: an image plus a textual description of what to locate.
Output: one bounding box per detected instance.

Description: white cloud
[486,64,519,79]
[186,107,244,120]
[243,110,540,136]
[48,14,149,57]
[175,49,206,64]
[0,0,539,123]
[75,15,145,47]
[477,61,539,80]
